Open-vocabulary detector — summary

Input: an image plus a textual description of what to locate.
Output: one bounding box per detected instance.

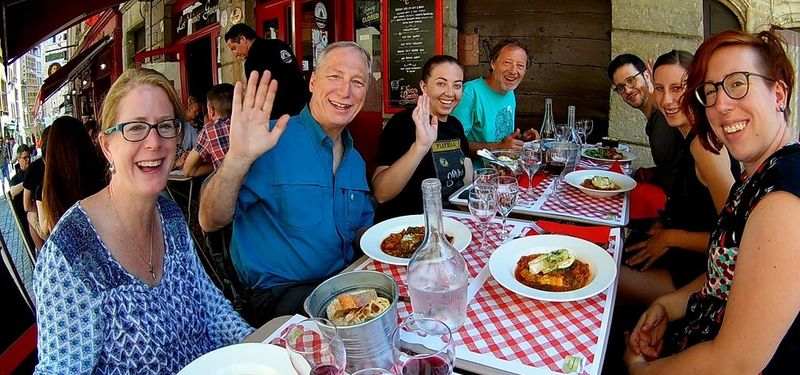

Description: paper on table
[467,264,491,303]
[262,314,307,345]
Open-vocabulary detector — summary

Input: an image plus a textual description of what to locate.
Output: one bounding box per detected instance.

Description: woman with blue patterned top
[33,68,254,374]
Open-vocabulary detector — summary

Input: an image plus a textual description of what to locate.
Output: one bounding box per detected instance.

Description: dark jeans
[248,282,321,327]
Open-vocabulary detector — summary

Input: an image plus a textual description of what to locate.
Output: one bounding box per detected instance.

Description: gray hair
[315,41,373,76]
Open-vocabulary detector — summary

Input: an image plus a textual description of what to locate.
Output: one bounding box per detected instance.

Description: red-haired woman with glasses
[625,30,799,374]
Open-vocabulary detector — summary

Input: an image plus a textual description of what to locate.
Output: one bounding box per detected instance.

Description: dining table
[449,157,632,227]
[248,210,622,375]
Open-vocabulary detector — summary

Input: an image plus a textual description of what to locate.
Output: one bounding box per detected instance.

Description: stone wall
[218,0,253,86]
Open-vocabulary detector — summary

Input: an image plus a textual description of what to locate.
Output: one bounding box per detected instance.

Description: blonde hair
[100,68,184,132]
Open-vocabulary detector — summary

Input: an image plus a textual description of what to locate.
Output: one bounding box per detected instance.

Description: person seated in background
[373,55,472,222]
[33,68,253,374]
[608,53,684,193]
[625,30,800,374]
[9,145,30,198]
[617,50,739,306]
[452,39,538,161]
[183,83,235,177]
[23,126,50,251]
[199,42,375,327]
[36,116,107,239]
[174,94,205,170]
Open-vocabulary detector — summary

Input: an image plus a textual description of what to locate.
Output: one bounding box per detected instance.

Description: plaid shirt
[194,117,231,170]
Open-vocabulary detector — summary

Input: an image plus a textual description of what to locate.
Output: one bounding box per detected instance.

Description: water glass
[577,119,593,145]
[284,318,347,375]
[496,176,519,240]
[468,187,497,253]
[520,146,542,190]
[392,316,455,375]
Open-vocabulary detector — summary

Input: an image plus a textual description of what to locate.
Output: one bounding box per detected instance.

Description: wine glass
[284,318,346,375]
[546,144,571,192]
[392,316,455,375]
[472,168,498,190]
[580,119,594,145]
[520,145,542,190]
[468,187,497,253]
[351,369,395,375]
[495,176,519,240]
[555,123,569,142]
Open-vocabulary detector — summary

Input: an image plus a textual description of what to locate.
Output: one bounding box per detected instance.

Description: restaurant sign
[385,0,440,112]
[176,0,219,39]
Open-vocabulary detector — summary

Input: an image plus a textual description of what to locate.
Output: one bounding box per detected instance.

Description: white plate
[178,343,294,375]
[489,235,617,302]
[564,169,637,198]
[582,147,636,162]
[361,214,472,266]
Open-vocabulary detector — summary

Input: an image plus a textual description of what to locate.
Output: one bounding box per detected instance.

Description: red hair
[683,30,795,153]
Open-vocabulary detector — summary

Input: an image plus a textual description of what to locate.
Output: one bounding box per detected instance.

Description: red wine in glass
[401,356,452,375]
[546,161,566,175]
[310,364,342,375]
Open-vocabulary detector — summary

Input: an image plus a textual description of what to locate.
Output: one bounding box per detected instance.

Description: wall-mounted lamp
[82,79,88,85]
[100,63,107,70]
[72,90,77,95]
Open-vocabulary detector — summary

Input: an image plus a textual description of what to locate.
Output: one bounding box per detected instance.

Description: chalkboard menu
[387,0,437,110]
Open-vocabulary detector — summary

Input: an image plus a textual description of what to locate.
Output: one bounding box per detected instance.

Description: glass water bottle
[407,178,469,331]
[540,98,557,147]
[566,105,582,170]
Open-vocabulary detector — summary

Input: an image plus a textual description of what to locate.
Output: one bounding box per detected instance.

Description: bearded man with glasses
[608,53,683,193]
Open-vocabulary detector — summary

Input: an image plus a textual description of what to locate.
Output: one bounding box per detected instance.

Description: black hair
[224,23,257,42]
[421,55,464,83]
[206,83,235,118]
[608,53,647,81]
[488,39,530,72]
[652,49,694,75]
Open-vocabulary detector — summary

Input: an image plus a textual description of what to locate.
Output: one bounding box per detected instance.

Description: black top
[245,38,309,119]
[666,143,800,373]
[663,133,740,232]
[22,158,44,199]
[375,109,470,222]
[646,110,684,193]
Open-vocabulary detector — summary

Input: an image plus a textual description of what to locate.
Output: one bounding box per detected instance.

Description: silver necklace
[108,185,156,280]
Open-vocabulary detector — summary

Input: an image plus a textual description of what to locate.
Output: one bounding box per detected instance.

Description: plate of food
[564,169,637,198]
[177,343,293,375]
[361,215,472,265]
[489,235,617,302]
[582,146,636,162]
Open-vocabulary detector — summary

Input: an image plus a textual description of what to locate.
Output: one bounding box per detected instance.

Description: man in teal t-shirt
[452,39,537,161]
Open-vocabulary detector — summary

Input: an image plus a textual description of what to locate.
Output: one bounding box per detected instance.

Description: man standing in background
[225,23,309,119]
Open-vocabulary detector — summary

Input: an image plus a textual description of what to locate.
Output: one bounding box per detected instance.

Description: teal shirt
[451,77,516,144]
[231,107,375,290]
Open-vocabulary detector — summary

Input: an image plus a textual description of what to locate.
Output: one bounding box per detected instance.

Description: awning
[31,35,113,116]
[0,0,123,65]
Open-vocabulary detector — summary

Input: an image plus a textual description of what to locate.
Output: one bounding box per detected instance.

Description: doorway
[185,36,213,105]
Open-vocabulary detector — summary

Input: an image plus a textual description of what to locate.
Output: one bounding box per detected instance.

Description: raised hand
[226,70,291,164]
[411,93,438,150]
[628,302,668,360]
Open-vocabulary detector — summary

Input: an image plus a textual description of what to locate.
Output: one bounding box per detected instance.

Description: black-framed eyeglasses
[103,119,183,142]
[612,71,645,94]
[694,71,776,107]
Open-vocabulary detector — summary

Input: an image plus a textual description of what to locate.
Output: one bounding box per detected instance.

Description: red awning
[32,35,113,116]
[1,0,124,65]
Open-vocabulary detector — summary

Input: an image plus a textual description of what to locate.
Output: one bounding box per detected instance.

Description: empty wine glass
[496,176,519,240]
[577,119,594,145]
[520,146,542,190]
[392,316,455,375]
[472,168,498,190]
[468,187,497,253]
[284,318,346,375]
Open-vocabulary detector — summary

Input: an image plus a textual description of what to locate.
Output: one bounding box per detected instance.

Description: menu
[387,0,437,109]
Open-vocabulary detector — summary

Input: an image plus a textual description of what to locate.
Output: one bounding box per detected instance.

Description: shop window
[301,0,336,73]
[355,0,382,112]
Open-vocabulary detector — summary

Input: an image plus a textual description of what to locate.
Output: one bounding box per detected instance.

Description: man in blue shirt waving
[199,42,375,326]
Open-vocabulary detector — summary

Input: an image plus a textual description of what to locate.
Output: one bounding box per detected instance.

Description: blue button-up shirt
[231,107,375,290]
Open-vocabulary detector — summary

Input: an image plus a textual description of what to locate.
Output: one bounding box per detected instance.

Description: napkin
[526,220,611,245]
[520,171,549,189]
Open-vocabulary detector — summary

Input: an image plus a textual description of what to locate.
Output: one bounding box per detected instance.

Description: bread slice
[326,289,378,321]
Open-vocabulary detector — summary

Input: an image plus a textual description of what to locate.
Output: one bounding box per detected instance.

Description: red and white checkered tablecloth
[357,211,620,375]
